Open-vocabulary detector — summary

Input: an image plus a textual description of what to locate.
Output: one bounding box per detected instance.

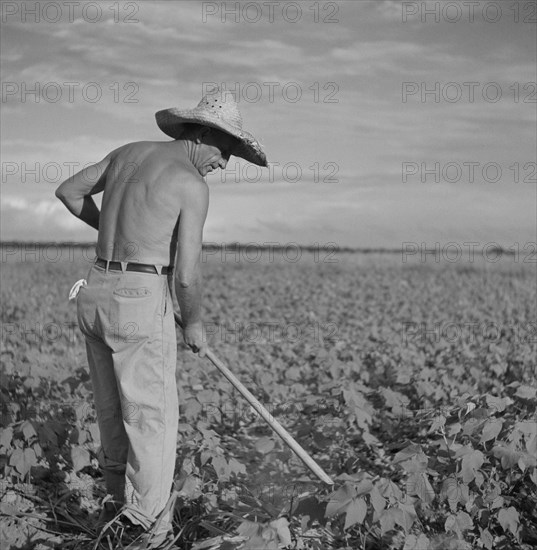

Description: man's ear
[195,126,211,143]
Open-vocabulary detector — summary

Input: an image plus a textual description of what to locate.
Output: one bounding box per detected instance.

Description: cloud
[1,192,96,241]
[1,2,535,246]
[2,177,535,248]
[2,196,29,210]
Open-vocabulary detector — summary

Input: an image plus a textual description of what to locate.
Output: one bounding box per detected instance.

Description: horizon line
[0,241,522,255]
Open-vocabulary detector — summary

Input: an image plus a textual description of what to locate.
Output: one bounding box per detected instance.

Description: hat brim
[155,108,268,167]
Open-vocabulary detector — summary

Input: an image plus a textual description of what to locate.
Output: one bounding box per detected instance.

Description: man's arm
[174,178,209,356]
[55,155,112,230]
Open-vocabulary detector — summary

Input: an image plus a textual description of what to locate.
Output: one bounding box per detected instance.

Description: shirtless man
[55,88,267,547]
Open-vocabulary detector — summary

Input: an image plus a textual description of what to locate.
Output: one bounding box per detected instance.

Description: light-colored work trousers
[76,262,178,539]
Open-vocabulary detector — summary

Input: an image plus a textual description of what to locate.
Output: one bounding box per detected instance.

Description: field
[1,247,536,550]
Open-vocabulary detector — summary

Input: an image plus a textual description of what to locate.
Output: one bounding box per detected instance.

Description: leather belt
[95,257,172,275]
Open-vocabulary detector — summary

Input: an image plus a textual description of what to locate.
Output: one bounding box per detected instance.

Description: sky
[1,0,536,248]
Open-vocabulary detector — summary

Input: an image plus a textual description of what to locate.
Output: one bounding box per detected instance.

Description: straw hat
[155,87,268,167]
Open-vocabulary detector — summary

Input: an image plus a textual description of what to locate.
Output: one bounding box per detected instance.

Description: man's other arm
[55,154,112,230]
[174,178,209,356]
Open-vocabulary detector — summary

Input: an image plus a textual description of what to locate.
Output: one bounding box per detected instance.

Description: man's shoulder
[152,149,204,186]
[111,141,203,183]
[111,140,158,159]
[149,150,208,206]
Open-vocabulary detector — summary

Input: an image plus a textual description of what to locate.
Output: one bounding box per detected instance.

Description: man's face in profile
[196,128,237,177]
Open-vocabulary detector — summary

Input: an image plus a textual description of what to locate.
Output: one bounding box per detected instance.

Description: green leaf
[445,511,473,539]
[486,394,507,413]
[343,388,373,430]
[184,399,202,420]
[237,520,260,539]
[70,445,91,472]
[441,477,461,511]
[38,422,58,450]
[87,422,100,446]
[192,536,244,550]
[491,496,504,510]
[480,419,503,443]
[403,534,431,550]
[396,502,416,534]
[393,443,423,465]
[380,387,410,416]
[515,421,537,455]
[379,508,397,535]
[75,402,92,422]
[177,475,201,499]
[498,506,519,537]
[211,455,229,481]
[428,415,446,434]
[9,447,37,476]
[354,478,374,495]
[326,484,354,517]
[407,472,435,504]
[255,436,275,454]
[344,497,367,530]
[370,484,386,514]
[243,534,276,550]
[447,422,462,436]
[362,431,380,446]
[0,427,13,450]
[460,449,484,482]
[462,414,486,436]
[401,454,427,474]
[381,479,403,502]
[270,517,291,546]
[77,429,90,445]
[483,481,501,505]
[455,511,473,531]
[515,385,536,400]
[235,521,279,550]
[228,457,246,476]
[21,421,37,442]
[480,528,494,549]
[492,444,521,469]
[518,452,537,471]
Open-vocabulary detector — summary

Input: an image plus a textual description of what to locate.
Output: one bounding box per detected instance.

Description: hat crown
[197,88,243,130]
[155,86,267,166]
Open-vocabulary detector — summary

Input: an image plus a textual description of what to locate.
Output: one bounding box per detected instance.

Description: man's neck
[173,138,202,172]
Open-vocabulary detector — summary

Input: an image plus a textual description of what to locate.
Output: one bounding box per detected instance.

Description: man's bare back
[97,140,204,266]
